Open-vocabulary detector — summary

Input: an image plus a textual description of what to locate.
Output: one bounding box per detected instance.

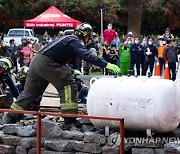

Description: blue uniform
[10,35,108,119]
[43,35,107,68]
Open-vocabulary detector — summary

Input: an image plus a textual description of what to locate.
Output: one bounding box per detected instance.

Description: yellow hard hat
[0,57,14,69]
[17,66,29,79]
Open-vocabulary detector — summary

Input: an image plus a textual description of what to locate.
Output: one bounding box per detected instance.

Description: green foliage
[142,0,180,30]
[0,0,179,36]
[58,0,120,24]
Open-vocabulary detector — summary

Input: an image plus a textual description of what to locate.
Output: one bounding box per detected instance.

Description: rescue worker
[74,72,89,104]
[0,57,20,107]
[16,66,29,93]
[77,85,88,104]
[3,23,121,127]
[16,66,42,110]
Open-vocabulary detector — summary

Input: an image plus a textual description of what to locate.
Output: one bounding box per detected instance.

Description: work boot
[61,109,80,130]
[2,113,17,124]
[62,118,81,131]
[2,113,23,124]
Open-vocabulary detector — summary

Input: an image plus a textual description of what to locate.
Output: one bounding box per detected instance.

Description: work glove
[72,69,82,79]
[99,52,103,58]
[106,63,121,74]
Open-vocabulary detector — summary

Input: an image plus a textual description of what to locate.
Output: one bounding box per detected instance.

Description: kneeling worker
[3,23,121,127]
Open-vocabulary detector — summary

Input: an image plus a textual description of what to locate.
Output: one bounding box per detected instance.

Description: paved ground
[40,84,59,107]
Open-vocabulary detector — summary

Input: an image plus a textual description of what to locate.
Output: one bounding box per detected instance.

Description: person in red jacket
[103,23,117,45]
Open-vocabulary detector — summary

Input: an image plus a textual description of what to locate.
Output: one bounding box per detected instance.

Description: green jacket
[119,45,131,62]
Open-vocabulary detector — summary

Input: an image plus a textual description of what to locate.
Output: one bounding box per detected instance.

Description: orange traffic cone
[155,60,160,76]
[164,62,170,79]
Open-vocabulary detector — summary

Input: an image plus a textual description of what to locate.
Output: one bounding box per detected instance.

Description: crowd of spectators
[0,25,179,109]
[0,26,180,82]
[98,26,180,81]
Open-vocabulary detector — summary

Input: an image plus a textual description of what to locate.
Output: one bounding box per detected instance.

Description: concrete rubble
[0,114,180,154]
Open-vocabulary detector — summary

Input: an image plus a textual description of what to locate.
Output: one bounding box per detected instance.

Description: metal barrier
[0,109,124,154]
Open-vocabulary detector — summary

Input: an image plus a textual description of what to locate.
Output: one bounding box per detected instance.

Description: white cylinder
[87,77,179,133]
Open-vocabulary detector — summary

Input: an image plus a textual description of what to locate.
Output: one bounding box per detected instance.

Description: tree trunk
[127,0,142,37]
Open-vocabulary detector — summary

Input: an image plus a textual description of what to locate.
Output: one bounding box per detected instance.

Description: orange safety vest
[158,46,164,58]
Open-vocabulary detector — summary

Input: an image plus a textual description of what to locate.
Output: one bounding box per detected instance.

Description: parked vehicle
[4,28,39,46]
[63,29,74,35]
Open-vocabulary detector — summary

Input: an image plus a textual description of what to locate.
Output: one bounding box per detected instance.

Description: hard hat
[17,66,29,79]
[0,57,14,69]
[74,22,93,38]
[0,61,8,72]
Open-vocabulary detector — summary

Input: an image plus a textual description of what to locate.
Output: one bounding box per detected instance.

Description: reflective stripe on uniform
[64,85,72,104]
[11,102,24,110]
[0,58,13,68]
[61,102,78,111]
[64,85,68,104]
[62,85,78,110]
[68,85,72,103]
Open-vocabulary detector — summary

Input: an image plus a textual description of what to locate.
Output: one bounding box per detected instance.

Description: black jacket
[144,44,157,61]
